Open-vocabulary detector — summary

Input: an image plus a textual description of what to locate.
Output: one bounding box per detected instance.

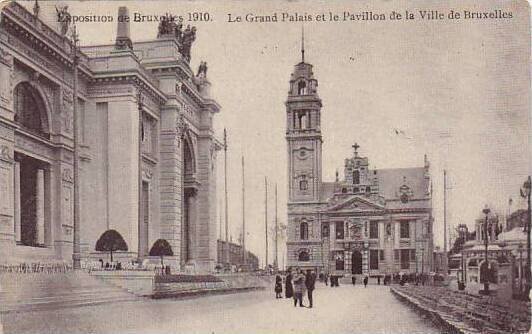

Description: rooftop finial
[352,142,360,156]
[301,26,305,63]
[33,0,40,17]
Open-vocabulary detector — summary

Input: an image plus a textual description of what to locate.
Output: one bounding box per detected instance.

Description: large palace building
[285,47,434,277]
[0,3,221,272]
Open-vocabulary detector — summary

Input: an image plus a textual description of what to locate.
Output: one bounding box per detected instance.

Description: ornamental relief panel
[61,167,73,183]
[0,145,13,163]
[61,87,73,134]
[347,218,364,240]
[0,46,13,109]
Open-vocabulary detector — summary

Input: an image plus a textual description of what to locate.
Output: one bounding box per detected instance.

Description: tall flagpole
[443,169,448,278]
[224,129,229,266]
[274,183,278,271]
[265,177,269,270]
[71,25,81,269]
[219,199,222,240]
[242,155,247,269]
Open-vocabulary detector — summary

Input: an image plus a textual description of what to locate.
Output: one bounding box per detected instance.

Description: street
[2,284,440,334]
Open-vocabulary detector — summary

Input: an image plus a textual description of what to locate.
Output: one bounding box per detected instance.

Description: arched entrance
[181,137,197,266]
[12,82,53,248]
[352,250,363,274]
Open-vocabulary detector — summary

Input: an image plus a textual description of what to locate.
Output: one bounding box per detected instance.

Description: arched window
[299,175,308,191]
[298,250,310,261]
[297,80,307,95]
[183,139,195,175]
[353,170,360,184]
[14,82,49,138]
[300,221,308,240]
[299,113,307,129]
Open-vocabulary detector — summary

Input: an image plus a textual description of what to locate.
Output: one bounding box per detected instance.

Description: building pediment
[326,195,385,213]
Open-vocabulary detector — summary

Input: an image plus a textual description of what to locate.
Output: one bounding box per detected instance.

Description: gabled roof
[376,167,429,200]
[326,195,385,213]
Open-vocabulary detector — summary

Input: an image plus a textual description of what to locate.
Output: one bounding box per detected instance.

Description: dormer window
[297,80,307,95]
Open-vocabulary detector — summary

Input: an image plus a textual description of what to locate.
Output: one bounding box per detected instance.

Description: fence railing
[0,263,72,274]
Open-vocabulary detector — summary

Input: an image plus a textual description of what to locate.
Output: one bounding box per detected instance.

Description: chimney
[115,6,132,50]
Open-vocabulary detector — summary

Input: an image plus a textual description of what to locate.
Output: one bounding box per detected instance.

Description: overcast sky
[29,0,530,267]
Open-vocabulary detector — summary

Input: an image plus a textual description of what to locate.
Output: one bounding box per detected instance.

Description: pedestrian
[324,272,329,286]
[275,275,283,299]
[285,268,294,299]
[363,276,368,288]
[377,276,381,285]
[293,268,305,307]
[305,270,316,308]
[351,275,356,285]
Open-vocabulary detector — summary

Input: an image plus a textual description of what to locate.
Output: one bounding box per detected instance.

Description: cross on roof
[352,142,360,156]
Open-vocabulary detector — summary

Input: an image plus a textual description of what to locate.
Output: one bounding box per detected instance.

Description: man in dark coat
[363,276,369,288]
[285,269,294,298]
[305,270,316,308]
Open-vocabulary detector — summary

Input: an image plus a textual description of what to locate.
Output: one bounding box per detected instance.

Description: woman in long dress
[285,268,293,298]
[293,268,306,307]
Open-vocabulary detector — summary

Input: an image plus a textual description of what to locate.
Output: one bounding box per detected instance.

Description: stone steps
[0,271,138,314]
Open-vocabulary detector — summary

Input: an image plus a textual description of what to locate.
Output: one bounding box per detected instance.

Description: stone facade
[0,3,221,272]
[285,52,434,277]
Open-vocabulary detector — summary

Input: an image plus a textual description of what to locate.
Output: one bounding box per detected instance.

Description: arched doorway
[12,82,52,248]
[181,137,197,266]
[352,250,363,274]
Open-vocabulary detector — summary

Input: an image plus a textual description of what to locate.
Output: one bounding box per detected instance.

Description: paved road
[2,284,440,334]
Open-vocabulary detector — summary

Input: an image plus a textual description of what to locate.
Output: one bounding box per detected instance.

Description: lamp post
[481,205,491,295]
[71,25,81,270]
[520,176,531,296]
[518,244,523,294]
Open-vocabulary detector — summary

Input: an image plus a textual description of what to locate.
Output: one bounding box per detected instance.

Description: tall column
[36,168,45,245]
[13,161,20,242]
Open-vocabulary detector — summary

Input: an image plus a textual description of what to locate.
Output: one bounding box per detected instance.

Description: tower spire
[301,26,305,63]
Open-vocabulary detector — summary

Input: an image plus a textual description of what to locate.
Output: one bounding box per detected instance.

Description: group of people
[274,268,316,308]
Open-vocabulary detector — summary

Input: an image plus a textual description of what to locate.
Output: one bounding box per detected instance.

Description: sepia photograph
[0,0,530,333]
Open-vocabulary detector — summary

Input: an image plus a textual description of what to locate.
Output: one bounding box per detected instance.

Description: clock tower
[286,34,323,203]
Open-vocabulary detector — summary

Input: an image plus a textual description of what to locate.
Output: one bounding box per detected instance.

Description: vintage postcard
[0,0,530,333]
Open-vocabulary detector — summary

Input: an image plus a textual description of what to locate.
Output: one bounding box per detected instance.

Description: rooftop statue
[197,61,207,78]
[55,5,71,36]
[181,25,196,62]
